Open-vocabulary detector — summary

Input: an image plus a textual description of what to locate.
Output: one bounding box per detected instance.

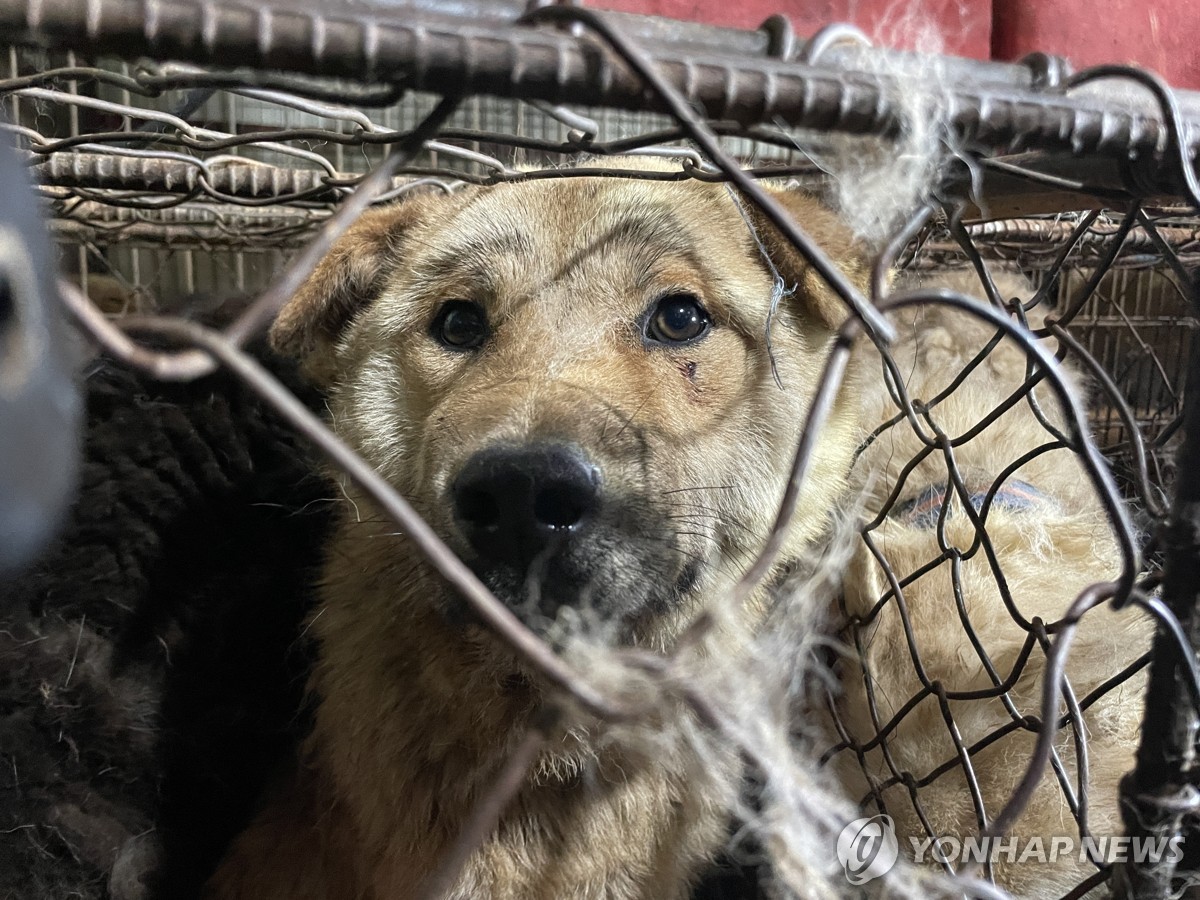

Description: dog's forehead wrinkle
[417,227,533,277]
[535,218,706,299]
[466,176,732,266]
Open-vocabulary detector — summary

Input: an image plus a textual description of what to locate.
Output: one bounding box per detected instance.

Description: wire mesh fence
[2,1,1200,898]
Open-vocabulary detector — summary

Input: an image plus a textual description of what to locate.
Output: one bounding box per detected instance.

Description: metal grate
[3,2,1200,898]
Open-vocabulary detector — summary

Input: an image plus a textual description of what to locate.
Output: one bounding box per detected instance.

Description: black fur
[0,351,332,899]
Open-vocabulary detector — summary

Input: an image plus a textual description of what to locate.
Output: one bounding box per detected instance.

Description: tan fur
[830,270,1151,898]
[207,161,1145,899]
[206,160,871,900]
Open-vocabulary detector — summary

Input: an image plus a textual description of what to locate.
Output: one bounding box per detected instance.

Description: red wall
[594,0,990,58]
[993,0,1199,89]
[592,0,1200,88]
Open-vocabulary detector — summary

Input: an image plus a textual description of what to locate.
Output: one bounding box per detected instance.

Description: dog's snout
[452,444,601,566]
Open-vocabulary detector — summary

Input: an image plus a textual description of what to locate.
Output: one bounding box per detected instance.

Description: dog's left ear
[741,189,871,330]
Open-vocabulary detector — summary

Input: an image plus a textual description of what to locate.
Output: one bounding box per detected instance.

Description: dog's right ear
[741,188,871,331]
[269,199,431,382]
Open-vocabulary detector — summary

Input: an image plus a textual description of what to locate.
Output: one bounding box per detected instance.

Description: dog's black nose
[452,444,600,568]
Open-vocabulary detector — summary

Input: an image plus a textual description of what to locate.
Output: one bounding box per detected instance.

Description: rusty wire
[7,5,1200,900]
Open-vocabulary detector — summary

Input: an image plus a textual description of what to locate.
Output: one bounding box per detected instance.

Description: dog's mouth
[471,553,593,621]
[454,527,685,636]
[437,509,701,643]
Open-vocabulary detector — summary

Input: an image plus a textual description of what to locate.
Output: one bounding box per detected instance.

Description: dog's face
[273,162,867,644]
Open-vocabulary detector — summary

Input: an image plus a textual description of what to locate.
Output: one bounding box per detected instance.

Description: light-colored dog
[828,271,1151,898]
[204,160,873,900]
[203,156,1145,899]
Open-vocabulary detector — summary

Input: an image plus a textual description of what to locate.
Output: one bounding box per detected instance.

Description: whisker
[663,504,765,541]
[672,530,720,542]
[635,536,711,567]
[664,502,741,520]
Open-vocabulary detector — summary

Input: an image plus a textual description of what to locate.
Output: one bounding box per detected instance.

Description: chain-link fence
[2,1,1199,898]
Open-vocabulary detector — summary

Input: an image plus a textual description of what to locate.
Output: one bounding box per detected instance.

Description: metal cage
[1,2,1199,898]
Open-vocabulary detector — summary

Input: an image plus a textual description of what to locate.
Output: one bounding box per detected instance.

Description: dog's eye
[432,300,489,350]
[645,294,711,345]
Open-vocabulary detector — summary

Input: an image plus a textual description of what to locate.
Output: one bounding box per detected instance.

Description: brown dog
[204,160,872,900]
[828,271,1150,899]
